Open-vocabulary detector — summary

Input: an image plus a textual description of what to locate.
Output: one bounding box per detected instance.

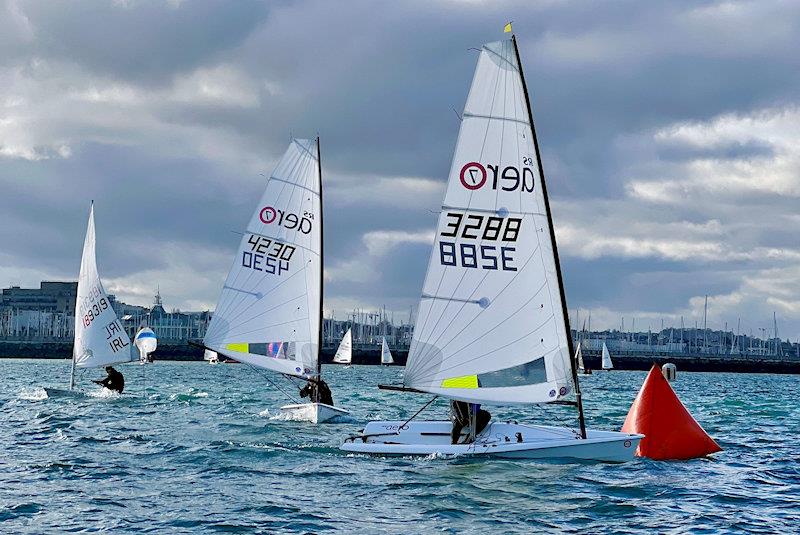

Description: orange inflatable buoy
[621,364,721,460]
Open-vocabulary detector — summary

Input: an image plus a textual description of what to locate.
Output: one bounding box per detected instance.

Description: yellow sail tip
[225,343,249,353]
[504,22,513,34]
[441,375,479,389]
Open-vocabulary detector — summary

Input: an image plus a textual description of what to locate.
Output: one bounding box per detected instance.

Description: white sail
[333,328,352,364]
[601,342,613,370]
[402,39,574,405]
[381,337,394,365]
[576,344,585,373]
[73,204,135,369]
[203,139,322,378]
[203,349,219,363]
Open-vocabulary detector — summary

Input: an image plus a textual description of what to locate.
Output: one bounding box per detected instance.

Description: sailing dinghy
[204,349,219,364]
[332,328,352,366]
[380,337,394,365]
[341,32,642,461]
[202,138,348,424]
[601,342,614,370]
[576,344,590,375]
[45,203,137,397]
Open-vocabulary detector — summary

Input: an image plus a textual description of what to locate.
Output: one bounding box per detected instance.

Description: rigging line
[418,274,548,378]
[293,138,319,162]
[347,395,440,443]
[269,176,319,196]
[410,266,492,371]
[440,205,545,217]
[409,243,541,381]
[213,149,311,322]
[461,112,529,126]
[435,330,559,382]
[408,45,506,366]
[225,316,310,340]
[532,401,581,439]
[247,363,300,404]
[482,43,519,72]
[216,257,311,330]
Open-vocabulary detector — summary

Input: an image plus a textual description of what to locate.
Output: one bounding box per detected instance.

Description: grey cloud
[1,0,800,338]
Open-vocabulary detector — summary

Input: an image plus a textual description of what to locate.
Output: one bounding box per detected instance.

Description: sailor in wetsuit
[93,366,125,393]
[450,400,491,444]
[299,378,334,406]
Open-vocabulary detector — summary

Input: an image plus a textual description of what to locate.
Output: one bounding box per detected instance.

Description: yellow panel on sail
[441,375,478,389]
[225,343,249,353]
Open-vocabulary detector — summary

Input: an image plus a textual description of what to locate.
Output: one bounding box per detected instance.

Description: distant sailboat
[380,337,394,365]
[202,138,348,424]
[601,342,614,370]
[576,345,590,375]
[203,349,219,365]
[342,31,642,460]
[134,327,157,364]
[45,203,136,396]
[333,328,352,365]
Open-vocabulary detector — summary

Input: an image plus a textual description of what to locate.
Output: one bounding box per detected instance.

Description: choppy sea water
[1,359,798,534]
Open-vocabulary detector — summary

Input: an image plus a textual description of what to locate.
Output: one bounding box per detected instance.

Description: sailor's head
[105,366,114,372]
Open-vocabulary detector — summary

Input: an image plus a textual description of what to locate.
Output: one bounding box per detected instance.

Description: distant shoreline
[0,342,797,373]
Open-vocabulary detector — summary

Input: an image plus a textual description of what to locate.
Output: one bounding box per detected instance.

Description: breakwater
[2,341,798,373]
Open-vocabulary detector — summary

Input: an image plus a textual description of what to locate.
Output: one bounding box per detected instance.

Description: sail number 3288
[438,212,521,271]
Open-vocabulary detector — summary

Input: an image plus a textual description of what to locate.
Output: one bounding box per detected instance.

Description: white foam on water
[86,388,121,399]
[266,408,312,422]
[18,387,47,401]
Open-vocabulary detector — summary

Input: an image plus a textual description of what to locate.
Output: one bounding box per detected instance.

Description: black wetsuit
[94,368,125,393]
[300,379,334,406]
[450,401,490,444]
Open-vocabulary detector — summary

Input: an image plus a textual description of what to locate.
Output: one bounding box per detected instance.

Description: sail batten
[204,139,322,379]
[72,204,135,370]
[402,39,574,405]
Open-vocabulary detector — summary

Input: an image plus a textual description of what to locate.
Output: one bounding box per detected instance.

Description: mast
[511,35,586,439]
[316,136,324,378]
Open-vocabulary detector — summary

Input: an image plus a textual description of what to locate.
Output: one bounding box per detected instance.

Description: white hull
[279,402,349,424]
[43,387,85,398]
[341,421,643,462]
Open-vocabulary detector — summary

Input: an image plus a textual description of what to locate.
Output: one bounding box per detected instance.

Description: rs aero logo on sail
[459,159,536,192]
[259,206,313,234]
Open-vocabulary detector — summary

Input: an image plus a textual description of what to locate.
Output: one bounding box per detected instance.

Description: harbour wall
[1,341,797,373]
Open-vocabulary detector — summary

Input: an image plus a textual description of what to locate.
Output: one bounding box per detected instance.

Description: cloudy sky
[2,0,799,340]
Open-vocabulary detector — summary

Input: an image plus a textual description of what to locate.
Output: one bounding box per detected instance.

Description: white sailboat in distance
[203,137,348,424]
[601,342,614,370]
[341,30,642,461]
[576,345,588,374]
[332,327,352,366]
[45,202,137,397]
[381,337,394,365]
[204,349,219,365]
